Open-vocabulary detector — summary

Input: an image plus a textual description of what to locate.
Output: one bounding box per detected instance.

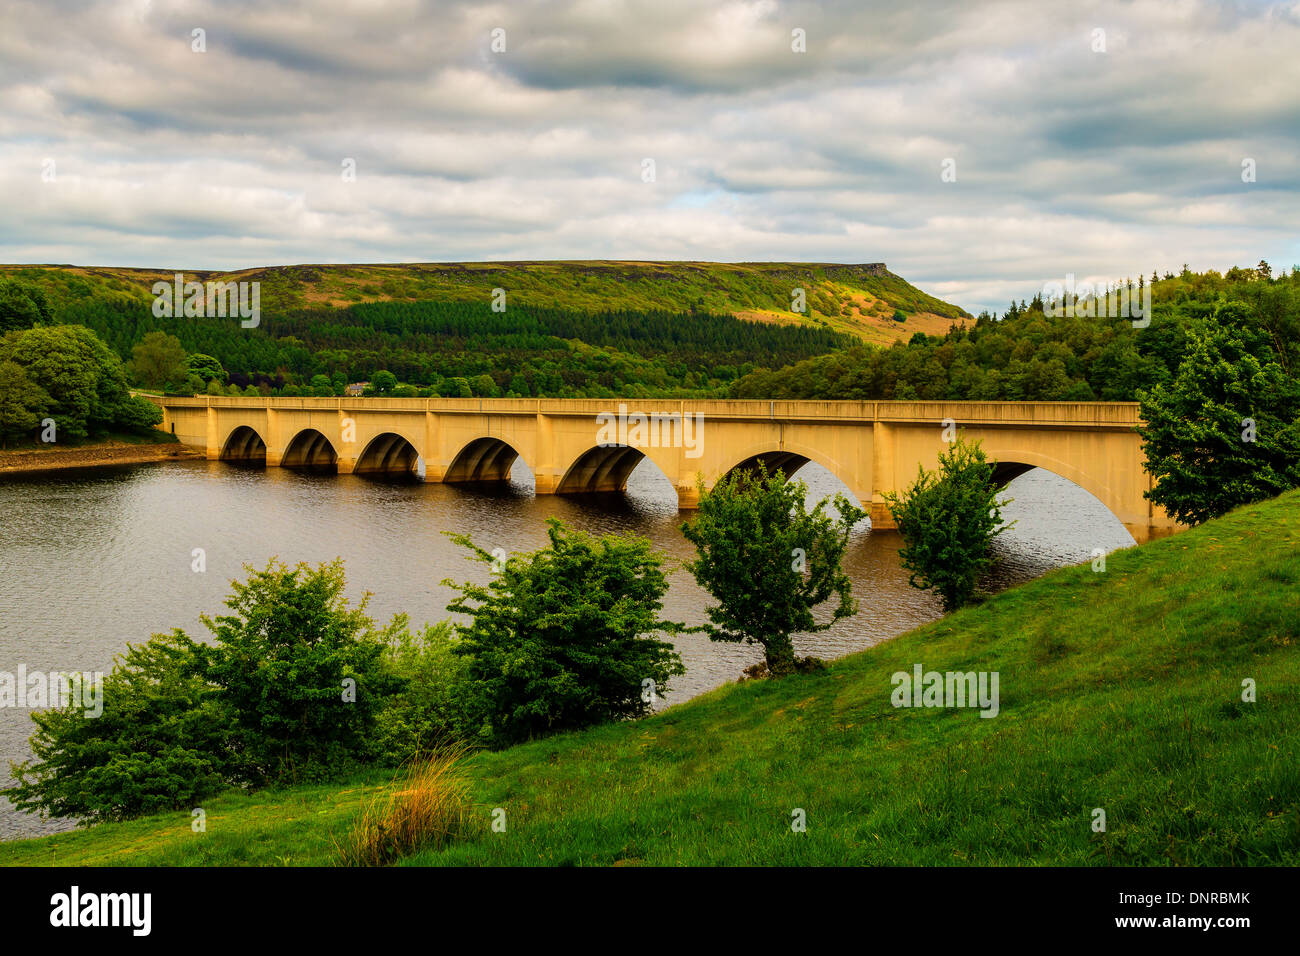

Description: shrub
[4,632,231,824]
[444,519,685,747]
[193,558,407,785]
[5,560,417,824]
[373,620,476,764]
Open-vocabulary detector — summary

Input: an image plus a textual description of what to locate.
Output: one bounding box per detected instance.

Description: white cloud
[1,0,1297,313]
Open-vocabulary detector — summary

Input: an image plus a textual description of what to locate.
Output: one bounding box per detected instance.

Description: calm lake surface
[0,457,1135,839]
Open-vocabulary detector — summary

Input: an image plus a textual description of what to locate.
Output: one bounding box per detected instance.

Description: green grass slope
[0,261,968,345]
[3,490,1296,867]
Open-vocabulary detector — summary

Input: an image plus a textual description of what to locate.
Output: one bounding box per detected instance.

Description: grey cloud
[1,0,1298,314]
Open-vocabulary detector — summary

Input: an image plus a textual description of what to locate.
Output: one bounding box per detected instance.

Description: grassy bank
[3,490,1297,866]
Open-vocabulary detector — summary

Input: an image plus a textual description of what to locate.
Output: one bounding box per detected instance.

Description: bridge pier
[869,500,896,530]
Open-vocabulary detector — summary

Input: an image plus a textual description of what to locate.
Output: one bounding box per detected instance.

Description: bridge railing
[146,395,1142,428]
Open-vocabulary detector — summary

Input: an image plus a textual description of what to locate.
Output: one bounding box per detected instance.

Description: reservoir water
[0,457,1135,839]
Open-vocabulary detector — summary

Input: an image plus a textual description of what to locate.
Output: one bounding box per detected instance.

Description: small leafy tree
[884,435,1009,612]
[441,376,472,398]
[681,463,864,677]
[129,331,189,390]
[444,519,685,747]
[192,558,405,784]
[1139,311,1300,525]
[369,370,398,394]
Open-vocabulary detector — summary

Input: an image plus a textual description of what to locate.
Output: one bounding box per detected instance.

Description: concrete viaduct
[147,396,1180,538]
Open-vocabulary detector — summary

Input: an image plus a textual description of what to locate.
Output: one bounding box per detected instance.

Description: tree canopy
[682,463,864,676]
[1139,304,1300,525]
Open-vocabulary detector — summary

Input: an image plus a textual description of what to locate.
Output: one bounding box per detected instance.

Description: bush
[193,558,406,785]
[4,632,231,824]
[884,435,1010,611]
[5,560,416,824]
[373,620,476,764]
[444,519,685,747]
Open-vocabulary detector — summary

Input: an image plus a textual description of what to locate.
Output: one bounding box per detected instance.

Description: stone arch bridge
[147,396,1179,538]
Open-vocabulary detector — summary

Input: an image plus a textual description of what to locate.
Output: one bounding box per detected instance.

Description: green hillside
[0,260,968,345]
[0,260,969,399]
[3,488,1296,867]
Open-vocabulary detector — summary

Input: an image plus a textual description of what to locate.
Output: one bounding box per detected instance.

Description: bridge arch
[557,444,647,494]
[355,431,421,477]
[714,445,868,523]
[715,440,859,497]
[444,437,527,484]
[555,443,680,498]
[220,425,266,463]
[282,428,338,470]
[979,446,1116,510]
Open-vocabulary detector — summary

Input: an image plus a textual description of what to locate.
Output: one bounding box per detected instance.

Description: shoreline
[0,440,204,475]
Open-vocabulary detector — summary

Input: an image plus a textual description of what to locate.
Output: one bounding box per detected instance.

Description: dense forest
[730,264,1300,402]
[60,297,853,398]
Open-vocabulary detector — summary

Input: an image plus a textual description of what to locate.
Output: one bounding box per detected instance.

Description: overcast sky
[2,0,1297,314]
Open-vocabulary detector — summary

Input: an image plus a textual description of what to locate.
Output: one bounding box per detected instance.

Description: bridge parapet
[148,394,1140,424]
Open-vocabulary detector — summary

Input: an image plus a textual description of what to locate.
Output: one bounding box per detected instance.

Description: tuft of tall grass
[335,749,473,866]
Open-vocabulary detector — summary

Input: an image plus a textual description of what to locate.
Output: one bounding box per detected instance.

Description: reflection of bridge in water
[147,396,1181,539]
